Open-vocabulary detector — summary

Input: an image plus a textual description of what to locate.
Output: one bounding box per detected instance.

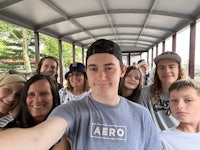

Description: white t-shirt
[160,127,200,150]
[59,87,91,104]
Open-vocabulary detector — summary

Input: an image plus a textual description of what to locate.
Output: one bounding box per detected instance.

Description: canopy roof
[1,0,200,54]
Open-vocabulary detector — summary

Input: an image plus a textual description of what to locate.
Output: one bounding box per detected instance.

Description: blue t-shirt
[49,95,162,150]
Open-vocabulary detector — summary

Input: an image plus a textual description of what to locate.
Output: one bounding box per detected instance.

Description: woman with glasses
[59,62,91,104]
[0,71,26,130]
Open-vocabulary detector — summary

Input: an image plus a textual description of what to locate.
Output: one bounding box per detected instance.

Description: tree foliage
[0,21,85,75]
[0,21,34,73]
[39,33,84,71]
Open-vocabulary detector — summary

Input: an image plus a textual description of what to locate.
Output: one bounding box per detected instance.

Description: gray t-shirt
[139,84,178,131]
[49,95,162,150]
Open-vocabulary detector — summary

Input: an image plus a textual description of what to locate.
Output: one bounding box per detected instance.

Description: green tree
[40,34,84,70]
[0,21,34,73]
[0,21,85,75]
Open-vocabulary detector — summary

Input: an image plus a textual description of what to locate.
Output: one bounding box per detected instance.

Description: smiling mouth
[128,81,135,84]
[164,76,172,78]
[0,100,14,107]
[32,105,44,109]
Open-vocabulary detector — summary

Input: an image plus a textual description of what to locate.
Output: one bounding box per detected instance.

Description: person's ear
[120,65,127,78]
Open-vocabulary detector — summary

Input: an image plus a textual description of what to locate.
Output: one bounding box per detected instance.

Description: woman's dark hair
[15,74,60,128]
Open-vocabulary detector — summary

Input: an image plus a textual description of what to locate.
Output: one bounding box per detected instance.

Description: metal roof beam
[36,9,194,29]
[100,0,119,43]
[0,0,23,10]
[60,24,174,38]
[74,33,160,43]
[41,0,96,41]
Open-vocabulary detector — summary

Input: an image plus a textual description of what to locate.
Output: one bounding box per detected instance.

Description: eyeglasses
[68,72,83,77]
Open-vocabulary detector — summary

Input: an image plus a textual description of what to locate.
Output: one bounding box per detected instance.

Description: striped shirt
[0,113,14,130]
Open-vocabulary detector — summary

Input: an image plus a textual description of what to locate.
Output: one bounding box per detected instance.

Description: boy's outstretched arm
[0,117,67,150]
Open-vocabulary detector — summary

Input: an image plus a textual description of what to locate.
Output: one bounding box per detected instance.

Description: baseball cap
[65,62,86,78]
[86,39,122,64]
[154,51,181,65]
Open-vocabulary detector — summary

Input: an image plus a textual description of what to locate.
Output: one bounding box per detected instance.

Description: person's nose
[163,67,170,73]
[177,100,184,109]
[46,66,52,72]
[6,94,15,102]
[34,94,42,102]
[97,69,106,80]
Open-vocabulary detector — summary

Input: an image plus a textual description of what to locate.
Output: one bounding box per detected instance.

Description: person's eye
[170,99,178,103]
[127,74,132,78]
[158,67,164,70]
[105,67,113,72]
[169,65,176,69]
[27,93,35,97]
[40,91,49,96]
[3,88,11,94]
[90,67,97,72]
[77,72,83,76]
[51,66,56,69]
[135,77,140,80]
[185,99,193,103]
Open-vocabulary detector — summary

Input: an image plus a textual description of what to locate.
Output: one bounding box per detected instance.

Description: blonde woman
[0,71,26,130]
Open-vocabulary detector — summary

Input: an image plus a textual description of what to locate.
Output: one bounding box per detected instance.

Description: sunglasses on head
[6,70,20,75]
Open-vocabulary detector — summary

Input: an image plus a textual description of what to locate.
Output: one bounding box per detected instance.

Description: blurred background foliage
[0,20,84,75]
